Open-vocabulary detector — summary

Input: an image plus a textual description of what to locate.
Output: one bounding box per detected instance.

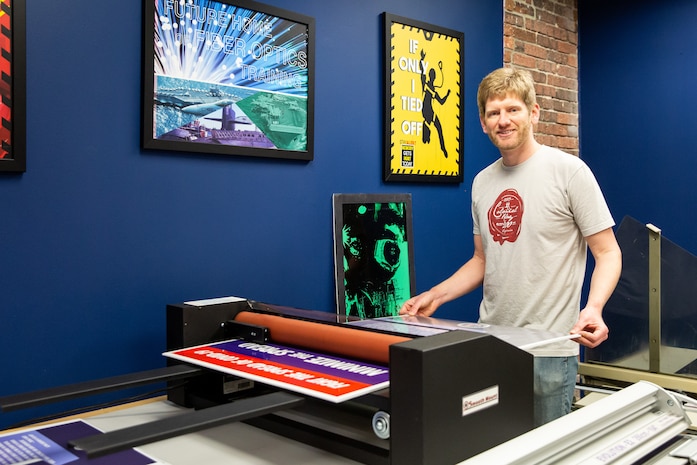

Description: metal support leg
[647,223,662,373]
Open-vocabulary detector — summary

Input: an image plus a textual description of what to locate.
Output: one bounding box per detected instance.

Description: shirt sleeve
[567,163,616,237]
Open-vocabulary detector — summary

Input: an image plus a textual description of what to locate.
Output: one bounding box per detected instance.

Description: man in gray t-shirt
[400,67,622,426]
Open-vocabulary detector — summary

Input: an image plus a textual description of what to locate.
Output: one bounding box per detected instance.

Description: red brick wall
[504,0,579,155]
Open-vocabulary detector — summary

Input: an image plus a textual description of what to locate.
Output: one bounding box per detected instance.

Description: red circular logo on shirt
[488,189,524,245]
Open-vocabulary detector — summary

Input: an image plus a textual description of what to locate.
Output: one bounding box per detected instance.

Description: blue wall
[0,0,501,427]
[579,0,697,254]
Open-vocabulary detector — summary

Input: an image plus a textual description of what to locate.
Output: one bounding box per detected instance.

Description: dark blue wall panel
[579,0,697,253]
[0,0,501,427]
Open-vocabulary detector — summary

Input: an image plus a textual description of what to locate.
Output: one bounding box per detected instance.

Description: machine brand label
[462,385,499,417]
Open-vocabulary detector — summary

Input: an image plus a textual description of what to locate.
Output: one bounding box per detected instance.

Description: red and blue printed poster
[164,339,390,403]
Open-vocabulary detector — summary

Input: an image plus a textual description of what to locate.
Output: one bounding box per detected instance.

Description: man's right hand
[399,290,440,317]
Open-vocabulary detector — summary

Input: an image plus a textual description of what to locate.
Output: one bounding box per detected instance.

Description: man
[400,67,622,426]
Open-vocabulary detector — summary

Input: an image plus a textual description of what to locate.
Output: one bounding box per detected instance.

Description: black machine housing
[166,299,535,465]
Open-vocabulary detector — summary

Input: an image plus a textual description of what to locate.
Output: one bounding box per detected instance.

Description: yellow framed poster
[383,13,464,183]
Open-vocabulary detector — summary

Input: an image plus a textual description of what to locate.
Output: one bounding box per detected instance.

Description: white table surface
[74,399,363,465]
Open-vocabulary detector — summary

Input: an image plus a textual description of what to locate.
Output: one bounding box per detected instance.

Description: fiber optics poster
[146,0,312,157]
[164,339,389,403]
[385,14,463,182]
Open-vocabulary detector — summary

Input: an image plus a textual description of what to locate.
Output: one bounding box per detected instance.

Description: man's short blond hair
[477,67,537,118]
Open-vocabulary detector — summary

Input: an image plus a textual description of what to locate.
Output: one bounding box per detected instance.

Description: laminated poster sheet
[0,419,161,465]
[349,315,580,350]
[164,339,390,404]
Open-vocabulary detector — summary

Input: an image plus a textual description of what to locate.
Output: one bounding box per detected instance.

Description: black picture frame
[142,0,315,161]
[0,0,26,173]
[333,193,416,319]
[383,13,464,183]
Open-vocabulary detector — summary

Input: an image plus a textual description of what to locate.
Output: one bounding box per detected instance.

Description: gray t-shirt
[471,146,615,356]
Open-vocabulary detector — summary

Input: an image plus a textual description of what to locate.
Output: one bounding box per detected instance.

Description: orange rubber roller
[235,311,411,365]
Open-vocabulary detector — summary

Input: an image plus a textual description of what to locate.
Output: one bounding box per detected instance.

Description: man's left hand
[570,308,609,348]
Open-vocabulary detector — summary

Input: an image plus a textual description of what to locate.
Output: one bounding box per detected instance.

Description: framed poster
[333,193,415,319]
[143,0,315,161]
[383,13,463,183]
[0,0,26,173]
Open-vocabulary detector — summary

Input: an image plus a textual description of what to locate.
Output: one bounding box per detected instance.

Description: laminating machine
[0,297,536,465]
[161,297,537,464]
[3,296,697,464]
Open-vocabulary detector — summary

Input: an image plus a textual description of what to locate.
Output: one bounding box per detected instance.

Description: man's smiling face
[480,92,540,158]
